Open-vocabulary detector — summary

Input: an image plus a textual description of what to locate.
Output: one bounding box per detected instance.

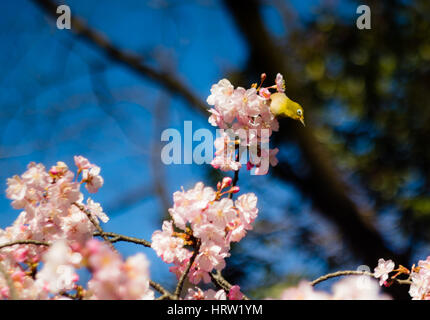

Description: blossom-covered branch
[1,73,427,301]
[0,240,49,250]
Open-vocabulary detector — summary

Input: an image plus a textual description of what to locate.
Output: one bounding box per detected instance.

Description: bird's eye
[297,109,302,116]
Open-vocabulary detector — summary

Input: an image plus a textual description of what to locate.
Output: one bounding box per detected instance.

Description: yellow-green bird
[269,92,305,126]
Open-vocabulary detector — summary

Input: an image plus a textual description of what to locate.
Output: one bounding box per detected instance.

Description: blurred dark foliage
[219,0,430,299]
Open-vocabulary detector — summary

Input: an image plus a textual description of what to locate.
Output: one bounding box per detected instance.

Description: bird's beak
[300,118,306,127]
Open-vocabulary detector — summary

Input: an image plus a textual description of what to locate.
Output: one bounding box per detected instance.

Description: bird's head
[291,101,305,126]
[269,92,305,126]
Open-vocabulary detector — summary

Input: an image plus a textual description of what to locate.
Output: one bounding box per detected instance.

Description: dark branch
[32,0,208,115]
[311,270,412,287]
[93,232,151,248]
[210,270,250,300]
[174,241,201,299]
[0,240,49,250]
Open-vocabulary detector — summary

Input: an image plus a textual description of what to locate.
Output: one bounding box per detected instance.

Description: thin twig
[210,270,250,300]
[93,232,151,248]
[155,293,170,300]
[311,270,374,286]
[74,204,175,299]
[0,240,49,250]
[311,270,412,286]
[73,202,116,251]
[150,280,173,299]
[174,241,201,299]
[32,0,208,115]
[228,169,239,200]
[395,279,413,285]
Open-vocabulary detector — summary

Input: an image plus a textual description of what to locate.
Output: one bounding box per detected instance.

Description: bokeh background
[1,0,429,299]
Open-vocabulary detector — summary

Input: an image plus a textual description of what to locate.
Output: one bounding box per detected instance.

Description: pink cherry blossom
[207,74,282,175]
[86,198,109,223]
[226,218,247,242]
[168,182,216,230]
[35,240,81,294]
[235,193,259,228]
[259,87,271,99]
[151,220,190,264]
[6,175,27,209]
[195,242,229,272]
[85,240,154,300]
[207,79,234,107]
[82,166,104,193]
[192,223,226,247]
[275,73,285,92]
[228,285,244,300]
[21,162,50,190]
[4,156,108,253]
[374,258,395,286]
[205,197,236,230]
[409,256,430,299]
[74,155,92,171]
[169,260,211,285]
[49,175,81,209]
[185,287,227,300]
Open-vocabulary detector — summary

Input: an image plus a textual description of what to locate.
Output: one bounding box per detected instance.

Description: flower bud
[230,186,240,193]
[221,177,232,189]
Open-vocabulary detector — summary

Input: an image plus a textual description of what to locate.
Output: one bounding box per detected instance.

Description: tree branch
[73,202,116,251]
[228,169,239,200]
[311,270,412,287]
[210,270,250,300]
[0,240,49,250]
[173,241,201,299]
[32,0,208,115]
[93,232,151,248]
[150,280,174,299]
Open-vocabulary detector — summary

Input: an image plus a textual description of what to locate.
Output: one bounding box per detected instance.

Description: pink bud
[221,177,232,189]
[259,87,271,99]
[72,274,80,283]
[228,285,244,300]
[230,186,240,193]
[49,167,59,175]
[0,287,9,298]
[246,161,254,171]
